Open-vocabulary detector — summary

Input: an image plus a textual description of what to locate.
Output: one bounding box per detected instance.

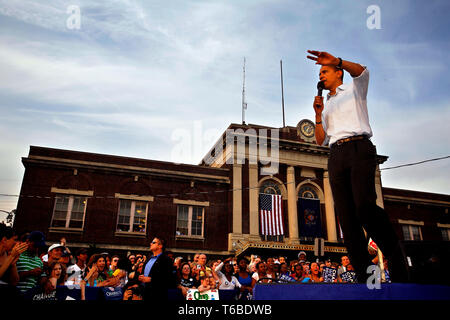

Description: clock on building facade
[297,119,316,142]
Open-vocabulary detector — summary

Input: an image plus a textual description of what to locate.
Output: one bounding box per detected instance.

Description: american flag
[259,193,284,236]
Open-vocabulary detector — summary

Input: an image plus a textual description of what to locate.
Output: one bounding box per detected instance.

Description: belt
[332,135,368,147]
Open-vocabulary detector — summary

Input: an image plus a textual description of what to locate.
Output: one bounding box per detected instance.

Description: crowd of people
[0,223,390,301]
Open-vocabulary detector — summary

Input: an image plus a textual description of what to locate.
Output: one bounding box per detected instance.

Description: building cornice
[23,155,230,184]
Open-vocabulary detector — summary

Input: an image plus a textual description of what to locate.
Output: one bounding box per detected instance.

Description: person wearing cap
[298,251,307,263]
[47,244,65,265]
[16,231,46,294]
[36,243,67,295]
[41,243,64,262]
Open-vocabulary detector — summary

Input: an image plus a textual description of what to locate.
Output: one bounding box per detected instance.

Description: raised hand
[307,50,339,66]
[11,242,28,259]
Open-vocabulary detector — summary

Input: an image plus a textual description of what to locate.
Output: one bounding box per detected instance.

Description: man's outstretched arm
[307,50,365,77]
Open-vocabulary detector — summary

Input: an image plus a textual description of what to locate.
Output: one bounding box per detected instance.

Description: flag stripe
[259,194,284,236]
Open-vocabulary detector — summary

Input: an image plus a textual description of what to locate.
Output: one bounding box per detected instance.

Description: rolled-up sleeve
[352,66,369,99]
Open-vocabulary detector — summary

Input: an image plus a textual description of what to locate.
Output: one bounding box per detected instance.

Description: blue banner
[298,198,322,238]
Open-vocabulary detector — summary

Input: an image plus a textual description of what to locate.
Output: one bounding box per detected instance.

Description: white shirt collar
[327,83,349,99]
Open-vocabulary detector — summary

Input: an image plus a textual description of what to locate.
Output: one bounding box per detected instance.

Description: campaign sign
[278,274,296,283]
[340,271,357,283]
[186,289,219,301]
[322,267,337,283]
[102,286,123,300]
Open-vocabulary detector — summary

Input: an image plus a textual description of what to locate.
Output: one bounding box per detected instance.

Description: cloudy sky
[0,0,449,220]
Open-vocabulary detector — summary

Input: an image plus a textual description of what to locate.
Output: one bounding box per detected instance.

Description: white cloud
[0,0,449,211]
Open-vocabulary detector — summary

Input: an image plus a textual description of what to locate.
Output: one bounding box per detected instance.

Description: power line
[380,155,450,171]
[0,180,303,200]
[0,155,448,199]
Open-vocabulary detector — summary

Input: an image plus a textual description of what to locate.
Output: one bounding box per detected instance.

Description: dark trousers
[328,138,399,281]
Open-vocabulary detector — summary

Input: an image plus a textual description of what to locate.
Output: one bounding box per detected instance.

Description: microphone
[315,81,324,109]
[317,80,324,97]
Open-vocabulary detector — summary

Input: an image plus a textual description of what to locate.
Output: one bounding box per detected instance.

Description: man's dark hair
[335,66,344,81]
[154,236,166,251]
[238,257,249,264]
[75,248,88,258]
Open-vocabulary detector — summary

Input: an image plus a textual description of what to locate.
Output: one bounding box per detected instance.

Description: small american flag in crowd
[259,193,284,236]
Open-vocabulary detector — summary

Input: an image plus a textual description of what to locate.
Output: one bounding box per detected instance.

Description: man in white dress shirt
[307,50,403,283]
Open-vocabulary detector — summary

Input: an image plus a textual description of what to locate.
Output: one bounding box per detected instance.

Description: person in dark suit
[138,236,176,301]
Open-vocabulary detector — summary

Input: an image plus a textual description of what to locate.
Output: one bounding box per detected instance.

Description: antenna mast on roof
[280,59,286,128]
[242,57,247,125]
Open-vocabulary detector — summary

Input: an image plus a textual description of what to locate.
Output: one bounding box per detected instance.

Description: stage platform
[253,283,450,300]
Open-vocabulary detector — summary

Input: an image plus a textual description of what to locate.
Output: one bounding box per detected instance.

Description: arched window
[298,185,319,199]
[298,184,321,242]
[259,180,282,195]
[259,180,284,242]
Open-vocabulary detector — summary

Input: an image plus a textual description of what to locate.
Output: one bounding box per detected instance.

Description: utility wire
[0,156,448,199]
[380,155,450,171]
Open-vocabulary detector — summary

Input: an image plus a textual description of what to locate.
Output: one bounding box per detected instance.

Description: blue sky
[0,0,449,219]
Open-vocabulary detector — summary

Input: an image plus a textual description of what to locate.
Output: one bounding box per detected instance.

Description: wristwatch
[337,57,343,68]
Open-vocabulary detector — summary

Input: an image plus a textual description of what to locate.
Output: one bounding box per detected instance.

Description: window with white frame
[116,200,148,233]
[401,224,422,241]
[51,194,87,229]
[176,205,204,237]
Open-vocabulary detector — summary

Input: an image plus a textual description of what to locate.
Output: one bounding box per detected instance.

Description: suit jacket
[142,253,176,301]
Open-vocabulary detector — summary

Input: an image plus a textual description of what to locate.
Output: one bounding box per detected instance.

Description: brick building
[12,121,450,260]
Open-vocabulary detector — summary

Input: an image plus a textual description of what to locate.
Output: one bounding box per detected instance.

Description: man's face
[198,254,207,266]
[319,65,342,90]
[3,235,18,252]
[341,256,350,266]
[79,253,88,263]
[150,238,162,252]
[182,264,191,275]
[50,247,63,260]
